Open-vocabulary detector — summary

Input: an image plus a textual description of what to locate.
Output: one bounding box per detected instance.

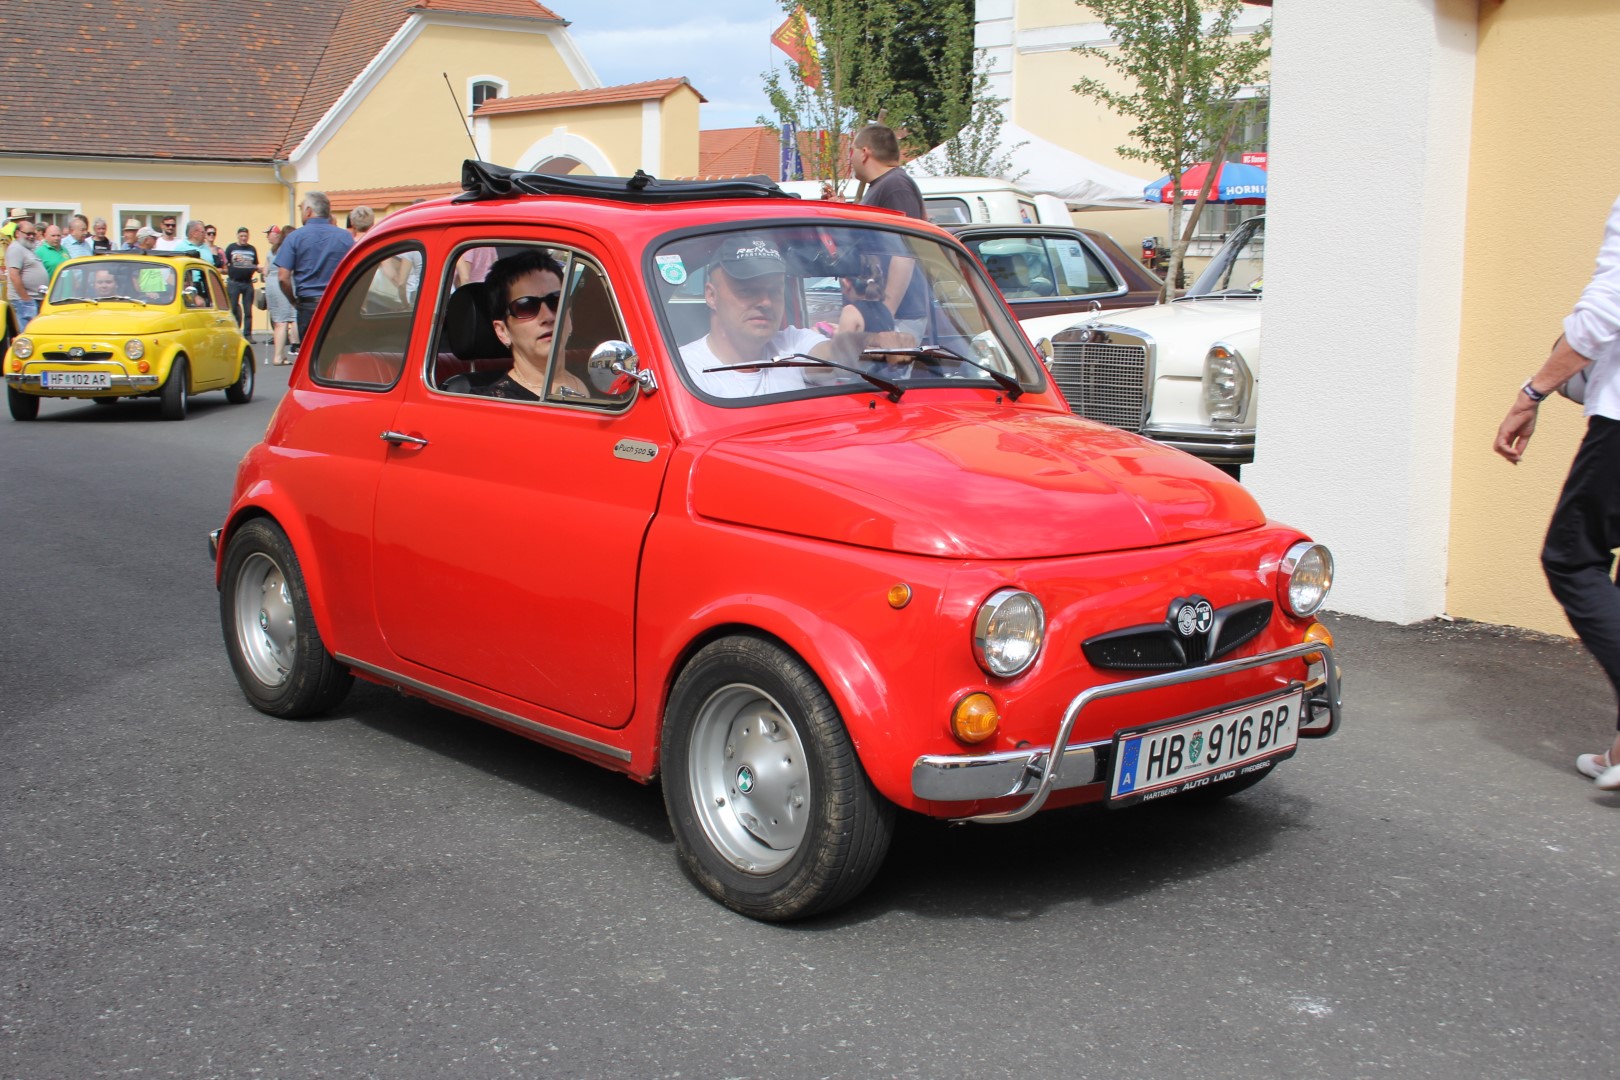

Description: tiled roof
[0,0,562,162]
[326,181,461,211]
[475,77,703,116]
[699,127,781,178]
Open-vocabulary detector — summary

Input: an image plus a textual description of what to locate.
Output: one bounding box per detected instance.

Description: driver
[91,267,120,297]
[680,237,867,398]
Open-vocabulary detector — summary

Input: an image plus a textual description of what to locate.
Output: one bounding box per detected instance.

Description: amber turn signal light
[137,360,150,374]
[1303,621,1333,663]
[952,692,1000,744]
[887,583,912,609]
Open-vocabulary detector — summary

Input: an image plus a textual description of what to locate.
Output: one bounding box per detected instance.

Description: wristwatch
[1521,379,1550,403]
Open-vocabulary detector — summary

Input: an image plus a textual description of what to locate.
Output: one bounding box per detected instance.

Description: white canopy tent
[906,123,1151,210]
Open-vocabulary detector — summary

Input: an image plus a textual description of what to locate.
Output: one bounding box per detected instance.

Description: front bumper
[1143,423,1256,465]
[6,372,161,392]
[912,641,1340,823]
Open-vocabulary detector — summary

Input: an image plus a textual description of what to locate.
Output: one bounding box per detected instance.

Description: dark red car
[951,224,1163,320]
[211,164,1340,921]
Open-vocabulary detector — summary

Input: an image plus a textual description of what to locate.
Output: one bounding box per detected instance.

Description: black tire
[661,635,894,921]
[160,356,189,421]
[8,385,39,421]
[91,397,118,406]
[225,350,255,404]
[220,517,353,718]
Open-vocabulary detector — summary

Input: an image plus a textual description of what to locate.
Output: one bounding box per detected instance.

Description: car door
[371,232,670,730]
[177,265,228,384]
[203,268,240,384]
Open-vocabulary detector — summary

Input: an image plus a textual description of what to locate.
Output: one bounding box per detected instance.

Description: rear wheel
[661,635,894,921]
[8,386,39,421]
[225,350,255,404]
[160,357,189,421]
[220,518,352,718]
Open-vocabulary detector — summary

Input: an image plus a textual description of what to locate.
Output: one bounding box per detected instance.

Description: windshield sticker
[655,254,688,286]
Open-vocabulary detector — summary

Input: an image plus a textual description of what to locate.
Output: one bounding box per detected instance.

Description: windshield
[48,260,176,305]
[650,222,1044,405]
[1187,216,1265,298]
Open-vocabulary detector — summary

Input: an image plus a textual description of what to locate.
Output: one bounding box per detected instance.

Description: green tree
[916,49,1027,181]
[1072,0,1270,299]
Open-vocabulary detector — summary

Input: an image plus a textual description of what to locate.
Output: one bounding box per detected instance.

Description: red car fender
[215,480,341,654]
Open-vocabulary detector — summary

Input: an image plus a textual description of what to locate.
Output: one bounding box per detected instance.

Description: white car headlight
[1203,343,1252,420]
[973,589,1045,677]
[1278,542,1334,617]
[12,336,33,359]
[124,338,144,360]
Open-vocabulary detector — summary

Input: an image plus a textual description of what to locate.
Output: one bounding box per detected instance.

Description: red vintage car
[211,164,1340,921]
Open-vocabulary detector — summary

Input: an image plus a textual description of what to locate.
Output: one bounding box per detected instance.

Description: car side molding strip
[335,653,633,762]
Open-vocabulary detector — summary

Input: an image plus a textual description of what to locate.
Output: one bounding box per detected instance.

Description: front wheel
[8,386,39,421]
[225,350,255,404]
[159,357,189,420]
[661,635,894,921]
[220,517,352,718]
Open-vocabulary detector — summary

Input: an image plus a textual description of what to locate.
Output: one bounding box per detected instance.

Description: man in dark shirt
[853,124,929,341]
[277,190,356,340]
[223,226,260,334]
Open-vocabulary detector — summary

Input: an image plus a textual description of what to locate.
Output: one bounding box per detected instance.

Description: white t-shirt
[154,237,186,252]
[1566,196,1620,421]
[679,326,824,398]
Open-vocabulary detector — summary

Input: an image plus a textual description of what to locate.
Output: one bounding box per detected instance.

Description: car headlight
[124,338,144,360]
[973,589,1045,677]
[12,336,32,359]
[1278,542,1334,617]
[1203,343,1252,420]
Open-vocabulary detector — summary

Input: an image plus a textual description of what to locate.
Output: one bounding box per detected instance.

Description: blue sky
[568,0,789,130]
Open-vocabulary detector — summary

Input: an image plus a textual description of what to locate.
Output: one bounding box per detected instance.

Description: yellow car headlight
[12,336,33,359]
[124,338,144,360]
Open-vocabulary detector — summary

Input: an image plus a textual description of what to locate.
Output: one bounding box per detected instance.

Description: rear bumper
[911,641,1340,822]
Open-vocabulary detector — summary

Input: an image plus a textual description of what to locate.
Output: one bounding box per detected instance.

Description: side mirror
[588,340,656,396]
[182,286,199,297]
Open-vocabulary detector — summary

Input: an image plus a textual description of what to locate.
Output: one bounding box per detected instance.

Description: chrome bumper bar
[208,528,222,562]
[5,373,160,390]
[911,641,1341,824]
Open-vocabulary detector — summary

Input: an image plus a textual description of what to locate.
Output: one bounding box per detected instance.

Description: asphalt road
[2,370,1614,1080]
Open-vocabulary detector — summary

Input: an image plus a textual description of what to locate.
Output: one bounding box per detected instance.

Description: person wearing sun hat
[120,218,143,251]
[0,206,30,243]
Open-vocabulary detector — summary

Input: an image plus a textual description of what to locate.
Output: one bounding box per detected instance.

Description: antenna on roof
[443,73,481,160]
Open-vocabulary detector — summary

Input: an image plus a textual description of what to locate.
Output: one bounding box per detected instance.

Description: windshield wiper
[860,344,1025,400]
[704,354,906,401]
[52,297,97,305]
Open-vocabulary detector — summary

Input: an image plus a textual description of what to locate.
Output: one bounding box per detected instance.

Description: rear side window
[308,244,425,389]
[965,235,1119,299]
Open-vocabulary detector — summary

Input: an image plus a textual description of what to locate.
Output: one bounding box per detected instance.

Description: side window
[925,198,971,225]
[308,244,424,389]
[183,268,211,308]
[430,242,632,411]
[206,271,229,309]
[1044,236,1117,296]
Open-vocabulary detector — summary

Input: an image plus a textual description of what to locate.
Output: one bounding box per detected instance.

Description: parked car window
[963,234,1119,299]
[1188,216,1265,296]
[651,222,1042,406]
[307,243,425,390]
[430,242,633,411]
[924,198,972,225]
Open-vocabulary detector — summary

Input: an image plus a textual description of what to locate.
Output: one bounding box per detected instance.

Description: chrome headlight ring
[1278,542,1334,617]
[973,588,1046,677]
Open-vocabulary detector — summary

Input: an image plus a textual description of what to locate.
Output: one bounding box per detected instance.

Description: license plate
[42,371,112,389]
[1109,688,1302,806]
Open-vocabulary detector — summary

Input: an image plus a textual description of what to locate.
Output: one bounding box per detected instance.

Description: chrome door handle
[379,430,429,447]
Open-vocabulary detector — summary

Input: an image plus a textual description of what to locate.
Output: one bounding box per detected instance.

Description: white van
[776,176,1074,228]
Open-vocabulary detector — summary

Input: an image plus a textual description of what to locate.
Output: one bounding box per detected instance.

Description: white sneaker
[1577,753,1609,779]
[1598,762,1620,791]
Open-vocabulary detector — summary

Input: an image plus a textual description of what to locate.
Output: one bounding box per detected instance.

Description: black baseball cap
[708,236,786,279]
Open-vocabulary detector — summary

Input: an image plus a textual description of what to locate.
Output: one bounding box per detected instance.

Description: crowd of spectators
[1,197,378,342]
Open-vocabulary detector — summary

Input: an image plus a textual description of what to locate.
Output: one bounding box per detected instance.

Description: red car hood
[688,404,1265,558]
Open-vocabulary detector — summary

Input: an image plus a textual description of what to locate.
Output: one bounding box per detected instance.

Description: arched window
[470,80,502,110]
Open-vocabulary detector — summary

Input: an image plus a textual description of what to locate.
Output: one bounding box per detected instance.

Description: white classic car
[1020,216,1264,476]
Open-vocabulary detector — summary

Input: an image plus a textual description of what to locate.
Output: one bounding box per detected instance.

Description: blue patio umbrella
[1144,160,1268,204]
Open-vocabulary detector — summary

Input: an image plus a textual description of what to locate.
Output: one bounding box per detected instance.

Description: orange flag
[771,5,821,90]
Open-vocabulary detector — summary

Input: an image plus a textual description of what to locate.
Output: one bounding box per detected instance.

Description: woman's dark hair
[486,248,565,313]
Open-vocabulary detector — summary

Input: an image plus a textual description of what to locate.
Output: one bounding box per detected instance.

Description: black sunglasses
[504,291,561,322]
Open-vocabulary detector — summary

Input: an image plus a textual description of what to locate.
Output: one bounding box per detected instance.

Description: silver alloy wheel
[240,357,253,394]
[233,551,295,688]
[687,683,811,873]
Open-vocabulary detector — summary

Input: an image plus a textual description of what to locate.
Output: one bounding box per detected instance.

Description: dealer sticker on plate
[1108,688,1302,807]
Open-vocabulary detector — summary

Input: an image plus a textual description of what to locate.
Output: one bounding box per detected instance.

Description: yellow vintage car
[4,253,255,421]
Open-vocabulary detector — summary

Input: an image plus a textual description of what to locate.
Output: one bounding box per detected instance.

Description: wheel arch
[215,500,340,653]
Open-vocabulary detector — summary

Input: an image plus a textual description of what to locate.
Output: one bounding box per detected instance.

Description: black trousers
[1542,414,1620,729]
[294,294,322,342]
[227,280,253,334]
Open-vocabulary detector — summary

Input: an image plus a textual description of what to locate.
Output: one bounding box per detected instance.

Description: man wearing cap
[1,207,30,243]
[119,219,142,252]
[277,191,354,340]
[679,235,868,399]
[223,227,260,333]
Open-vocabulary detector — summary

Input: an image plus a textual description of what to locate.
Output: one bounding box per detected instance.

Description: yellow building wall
[313,22,581,191]
[0,161,290,237]
[660,88,702,179]
[486,101,647,175]
[1448,0,1620,634]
